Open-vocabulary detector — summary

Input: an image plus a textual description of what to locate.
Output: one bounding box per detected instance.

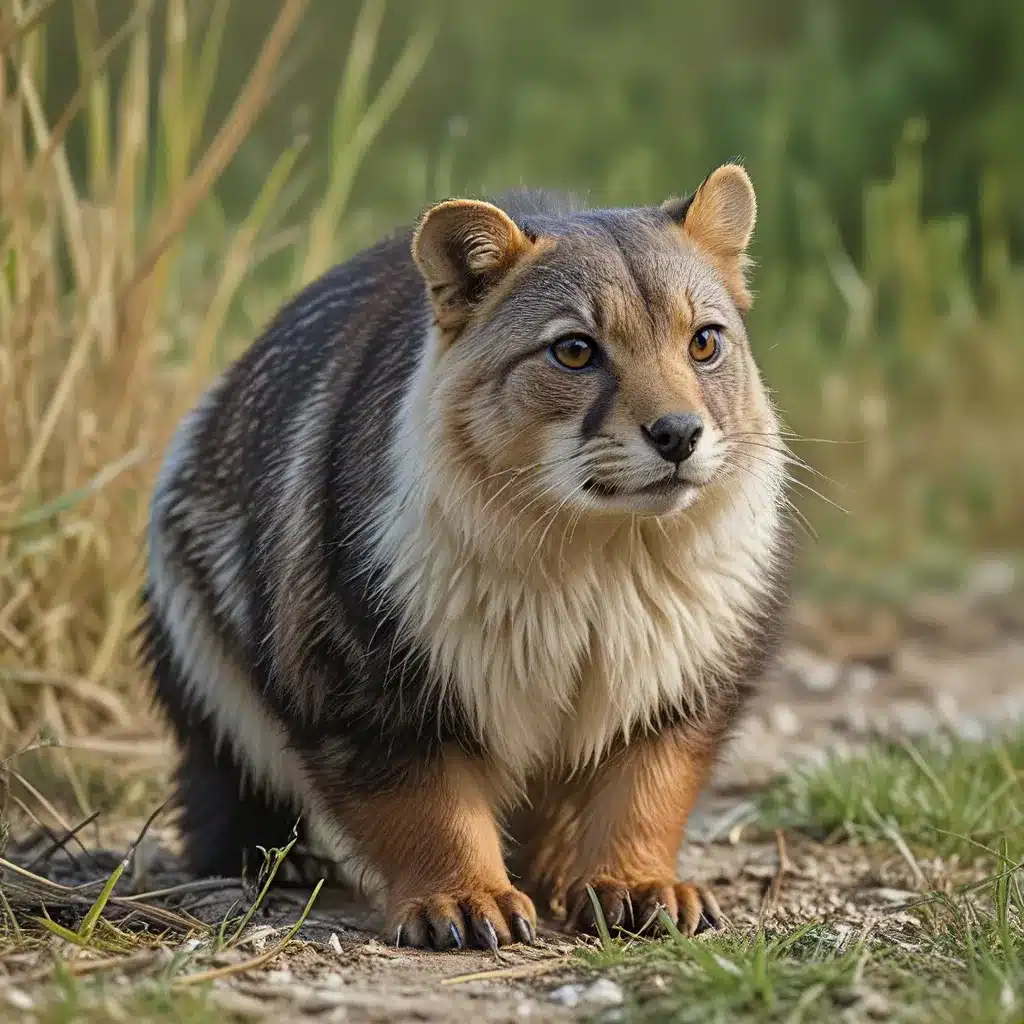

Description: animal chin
[582,475,693,500]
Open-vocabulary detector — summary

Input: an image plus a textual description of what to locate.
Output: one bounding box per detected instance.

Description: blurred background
[1,0,1021,803]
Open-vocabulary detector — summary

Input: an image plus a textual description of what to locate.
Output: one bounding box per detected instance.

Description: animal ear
[411,199,533,333]
[662,164,757,312]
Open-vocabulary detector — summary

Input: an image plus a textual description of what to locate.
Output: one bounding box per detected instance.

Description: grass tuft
[761,730,1024,862]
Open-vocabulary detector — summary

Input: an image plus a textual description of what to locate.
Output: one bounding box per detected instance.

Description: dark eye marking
[581,374,618,438]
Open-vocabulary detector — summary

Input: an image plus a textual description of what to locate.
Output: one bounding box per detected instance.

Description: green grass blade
[585,884,614,951]
[227,836,298,947]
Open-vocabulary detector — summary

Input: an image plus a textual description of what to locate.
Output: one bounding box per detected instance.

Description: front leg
[305,748,536,950]
[564,724,723,937]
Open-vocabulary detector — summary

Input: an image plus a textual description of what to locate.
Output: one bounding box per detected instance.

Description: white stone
[785,647,841,692]
[892,702,935,737]
[549,984,585,1007]
[769,704,801,737]
[844,663,877,693]
[583,979,625,1006]
[5,989,34,1011]
[964,558,1015,601]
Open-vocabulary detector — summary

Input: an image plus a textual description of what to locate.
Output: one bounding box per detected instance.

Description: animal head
[408,164,782,523]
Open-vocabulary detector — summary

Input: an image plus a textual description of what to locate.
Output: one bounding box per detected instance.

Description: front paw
[566,876,722,938]
[388,886,537,951]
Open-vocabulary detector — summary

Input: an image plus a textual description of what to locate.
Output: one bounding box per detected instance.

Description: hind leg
[140,599,301,880]
[172,727,300,880]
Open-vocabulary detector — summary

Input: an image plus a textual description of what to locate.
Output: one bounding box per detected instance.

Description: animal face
[411,165,780,521]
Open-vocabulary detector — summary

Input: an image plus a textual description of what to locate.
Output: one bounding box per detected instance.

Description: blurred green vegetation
[44,1,1024,251]
[38,0,1024,586]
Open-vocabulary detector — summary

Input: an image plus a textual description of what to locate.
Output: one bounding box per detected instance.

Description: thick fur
[141,165,793,947]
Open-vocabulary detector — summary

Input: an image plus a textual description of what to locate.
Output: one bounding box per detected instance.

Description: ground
[1,562,1022,1023]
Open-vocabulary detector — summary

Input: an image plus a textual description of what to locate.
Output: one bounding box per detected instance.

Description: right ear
[411,199,533,334]
[662,164,757,312]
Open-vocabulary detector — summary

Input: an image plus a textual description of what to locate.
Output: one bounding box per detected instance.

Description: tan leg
[557,726,723,937]
[335,752,536,950]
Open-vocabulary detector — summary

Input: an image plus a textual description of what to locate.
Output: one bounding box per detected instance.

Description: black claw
[511,913,535,945]
[482,919,500,955]
[694,912,714,935]
[449,921,464,949]
[622,891,635,931]
[635,903,662,935]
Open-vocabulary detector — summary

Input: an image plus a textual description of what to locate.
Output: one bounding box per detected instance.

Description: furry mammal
[141,163,791,949]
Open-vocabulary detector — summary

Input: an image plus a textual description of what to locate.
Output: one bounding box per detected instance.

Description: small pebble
[5,989,34,1011]
[833,985,860,1007]
[1000,982,1016,1011]
[329,931,344,955]
[584,979,625,1006]
[550,980,624,1008]
[891,702,935,737]
[785,647,840,692]
[863,991,891,1019]
[843,662,877,693]
[965,558,1015,601]
[549,984,585,1007]
[769,704,800,737]
[954,716,986,742]
[933,691,959,723]
[871,887,918,904]
[833,983,890,1019]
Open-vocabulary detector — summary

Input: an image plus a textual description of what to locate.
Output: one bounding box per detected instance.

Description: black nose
[645,413,704,463]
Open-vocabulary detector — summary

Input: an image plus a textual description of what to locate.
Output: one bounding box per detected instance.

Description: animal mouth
[583,475,690,499]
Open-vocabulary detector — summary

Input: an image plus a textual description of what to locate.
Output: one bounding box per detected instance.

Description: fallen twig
[119,878,247,903]
[26,809,102,872]
[759,828,792,921]
[8,949,161,986]
[440,955,573,986]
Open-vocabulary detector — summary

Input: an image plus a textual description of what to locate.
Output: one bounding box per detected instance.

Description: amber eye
[689,326,722,365]
[549,335,596,370]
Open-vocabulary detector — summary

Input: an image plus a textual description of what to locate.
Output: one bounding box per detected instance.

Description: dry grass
[0,1,430,792]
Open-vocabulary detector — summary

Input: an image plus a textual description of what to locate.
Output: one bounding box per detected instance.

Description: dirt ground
[5,826,952,1022]
[2,560,1021,1021]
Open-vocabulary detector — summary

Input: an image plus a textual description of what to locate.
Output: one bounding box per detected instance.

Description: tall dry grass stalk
[0,0,429,808]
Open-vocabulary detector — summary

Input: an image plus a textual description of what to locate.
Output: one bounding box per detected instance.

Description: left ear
[411,198,533,335]
[662,163,757,312]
